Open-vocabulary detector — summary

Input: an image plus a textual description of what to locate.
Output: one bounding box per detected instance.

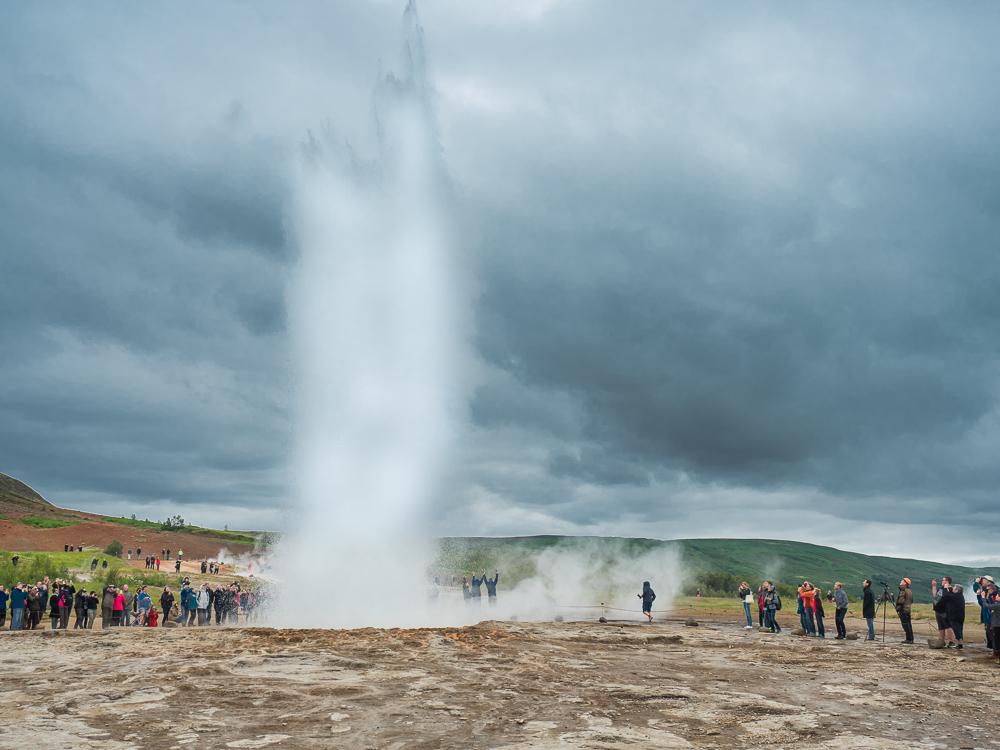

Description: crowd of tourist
[0,576,269,630]
[461,569,500,606]
[733,574,1000,661]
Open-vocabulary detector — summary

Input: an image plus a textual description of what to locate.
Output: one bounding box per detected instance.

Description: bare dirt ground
[0,519,252,559]
[1,613,996,750]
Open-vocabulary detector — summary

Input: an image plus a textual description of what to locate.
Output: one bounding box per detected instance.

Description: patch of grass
[439,536,1000,605]
[0,551,73,589]
[20,516,79,529]
[92,567,177,591]
[106,517,161,530]
[103,517,257,545]
[184,526,257,545]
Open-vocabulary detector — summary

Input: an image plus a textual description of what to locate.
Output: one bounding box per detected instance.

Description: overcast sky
[2,2,998,564]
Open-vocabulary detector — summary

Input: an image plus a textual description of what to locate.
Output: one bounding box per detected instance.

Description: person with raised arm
[470,571,484,605]
[484,569,500,606]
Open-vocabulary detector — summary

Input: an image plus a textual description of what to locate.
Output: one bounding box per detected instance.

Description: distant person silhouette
[470,571,484,604]
[638,581,656,622]
[484,569,500,606]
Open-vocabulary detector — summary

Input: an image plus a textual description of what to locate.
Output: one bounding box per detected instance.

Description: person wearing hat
[895,578,914,643]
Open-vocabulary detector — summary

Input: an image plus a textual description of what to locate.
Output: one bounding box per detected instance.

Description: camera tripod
[874,581,895,642]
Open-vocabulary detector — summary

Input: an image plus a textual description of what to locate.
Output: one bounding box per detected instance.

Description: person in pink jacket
[112,591,125,627]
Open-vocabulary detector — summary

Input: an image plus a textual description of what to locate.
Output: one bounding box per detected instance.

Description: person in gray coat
[196,584,211,627]
[833,582,849,639]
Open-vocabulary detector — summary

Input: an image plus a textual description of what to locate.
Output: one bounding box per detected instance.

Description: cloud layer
[2,2,998,560]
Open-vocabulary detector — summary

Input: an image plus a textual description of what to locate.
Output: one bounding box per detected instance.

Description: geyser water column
[280,3,463,627]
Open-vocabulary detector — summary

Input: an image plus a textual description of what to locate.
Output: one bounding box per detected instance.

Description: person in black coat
[49,592,61,629]
[73,589,87,629]
[484,570,500,606]
[159,588,175,625]
[862,580,876,641]
[638,581,656,622]
[934,585,966,649]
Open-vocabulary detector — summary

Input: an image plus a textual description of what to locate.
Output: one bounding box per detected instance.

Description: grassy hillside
[436,536,1000,604]
[0,472,260,551]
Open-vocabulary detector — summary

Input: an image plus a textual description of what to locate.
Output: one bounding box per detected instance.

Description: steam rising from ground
[277,2,462,627]
[475,541,684,623]
[274,4,680,627]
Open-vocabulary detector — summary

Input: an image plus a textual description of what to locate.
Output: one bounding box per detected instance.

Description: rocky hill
[0,472,258,559]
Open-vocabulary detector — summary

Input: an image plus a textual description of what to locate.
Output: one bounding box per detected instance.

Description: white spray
[276,1,463,627]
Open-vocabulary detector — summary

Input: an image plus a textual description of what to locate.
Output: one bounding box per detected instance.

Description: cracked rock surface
[0,618,993,749]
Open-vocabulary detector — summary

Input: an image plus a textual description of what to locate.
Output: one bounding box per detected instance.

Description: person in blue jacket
[9,584,27,631]
[0,586,8,628]
[975,576,995,653]
[470,572,484,605]
[638,581,656,622]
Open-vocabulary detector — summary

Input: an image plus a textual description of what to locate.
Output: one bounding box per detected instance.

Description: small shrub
[105,540,124,558]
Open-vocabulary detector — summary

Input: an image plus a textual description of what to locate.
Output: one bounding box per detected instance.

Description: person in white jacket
[196,584,212,627]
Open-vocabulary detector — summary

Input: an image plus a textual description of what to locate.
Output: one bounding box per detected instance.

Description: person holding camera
[931,577,957,647]
[763,582,781,633]
[975,576,995,653]
[896,578,914,643]
[934,581,965,649]
[799,583,817,635]
[737,582,754,629]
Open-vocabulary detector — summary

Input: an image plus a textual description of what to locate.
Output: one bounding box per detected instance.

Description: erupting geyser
[276,1,466,627]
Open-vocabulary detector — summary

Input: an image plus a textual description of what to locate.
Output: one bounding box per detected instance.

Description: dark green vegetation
[106,517,161,530]
[437,536,1000,604]
[106,516,257,545]
[183,526,258,545]
[104,539,124,557]
[20,516,79,529]
[0,551,72,589]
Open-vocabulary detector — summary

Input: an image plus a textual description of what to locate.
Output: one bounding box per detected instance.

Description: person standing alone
[833,582,848,639]
[638,581,656,622]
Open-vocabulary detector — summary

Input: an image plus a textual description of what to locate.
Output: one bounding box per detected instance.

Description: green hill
[436,536,999,604]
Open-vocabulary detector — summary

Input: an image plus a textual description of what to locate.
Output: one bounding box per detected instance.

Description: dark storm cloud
[425,0,1000,541]
[2,0,999,552]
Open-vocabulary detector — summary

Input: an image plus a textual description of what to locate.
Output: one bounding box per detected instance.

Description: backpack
[774,594,782,611]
